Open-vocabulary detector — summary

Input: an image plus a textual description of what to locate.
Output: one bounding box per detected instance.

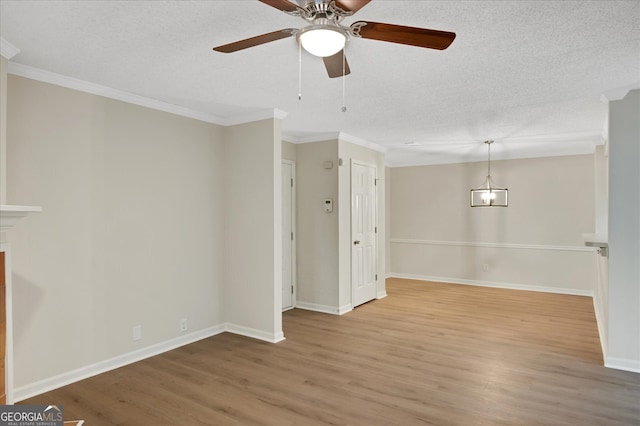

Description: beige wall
[223,119,282,341]
[1,55,8,205]
[6,75,286,397]
[7,75,226,390]
[389,154,597,294]
[592,145,609,357]
[295,140,340,311]
[594,145,609,235]
[282,140,297,162]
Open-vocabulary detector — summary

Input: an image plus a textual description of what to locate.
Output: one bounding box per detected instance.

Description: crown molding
[338,132,387,153]
[600,83,640,102]
[282,131,387,155]
[223,108,288,126]
[1,38,20,60]
[2,61,288,126]
[7,62,289,128]
[273,109,288,120]
[384,131,604,167]
[385,140,598,168]
[283,132,341,144]
[8,62,227,125]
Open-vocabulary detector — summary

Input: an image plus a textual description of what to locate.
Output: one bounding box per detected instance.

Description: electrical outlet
[179,318,188,332]
[132,325,142,341]
[483,263,489,272]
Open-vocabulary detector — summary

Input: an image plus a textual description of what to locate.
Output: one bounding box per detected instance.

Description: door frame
[282,160,296,311]
[350,159,378,308]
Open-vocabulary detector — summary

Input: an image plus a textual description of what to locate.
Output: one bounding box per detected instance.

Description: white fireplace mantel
[0,205,43,233]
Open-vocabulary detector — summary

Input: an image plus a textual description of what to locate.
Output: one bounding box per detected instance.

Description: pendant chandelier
[470,140,508,207]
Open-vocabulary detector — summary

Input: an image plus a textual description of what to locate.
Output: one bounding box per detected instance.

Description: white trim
[224,323,285,343]
[6,63,290,128]
[388,273,594,297]
[592,251,608,364]
[295,301,344,315]
[282,131,387,154]
[281,160,296,311]
[601,83,640,102]
[376,291,388,299]
[273,109,288,120]
[1,205,43,233]
[1,243,15,404]
[8,63,226,125]
[14,325,226,402]
[351,159,380,308]
[592,294,608,362]
[605,357,640,374]
[339,132,387,153]
[338,304,353,315]
[224,108,288,126]
[390,238,594,253]
[384,135,601,168]
[285,132,341,144]
[1,38,20,60]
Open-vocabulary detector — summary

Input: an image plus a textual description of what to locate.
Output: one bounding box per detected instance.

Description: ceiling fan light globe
[298,27,346,57]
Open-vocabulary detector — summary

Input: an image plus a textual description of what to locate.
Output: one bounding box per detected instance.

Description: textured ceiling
[1,0,639,166]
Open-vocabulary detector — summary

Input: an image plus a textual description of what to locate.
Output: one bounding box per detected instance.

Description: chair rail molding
[390,238,594,252]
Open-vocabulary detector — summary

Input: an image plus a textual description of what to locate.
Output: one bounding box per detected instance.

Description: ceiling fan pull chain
[341,50,347,112]
[298,42,302,100]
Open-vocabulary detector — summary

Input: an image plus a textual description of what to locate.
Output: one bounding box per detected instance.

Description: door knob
[354,240,360,245]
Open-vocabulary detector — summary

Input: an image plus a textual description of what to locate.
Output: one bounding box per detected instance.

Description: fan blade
[259,0,303,13]
[351,21,456,50]
[323,50,351,78]
[334,0,371,13]
[213,29,296,53]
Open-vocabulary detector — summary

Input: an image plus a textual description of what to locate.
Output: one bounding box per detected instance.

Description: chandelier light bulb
[481,191,496,204]
[481,191,496,200]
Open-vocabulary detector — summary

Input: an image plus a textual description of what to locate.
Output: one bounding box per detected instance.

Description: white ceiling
[1,0,639,166]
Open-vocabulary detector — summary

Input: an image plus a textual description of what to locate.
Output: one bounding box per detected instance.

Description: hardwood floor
[22,278,640,425]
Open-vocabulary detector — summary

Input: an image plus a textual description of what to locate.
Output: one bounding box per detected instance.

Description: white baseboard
[592,295,608,363]
[605,356,640,373]
[14,321,289,402]
[224,323,285,343]
[14,325,225,402]
[388,273,594,297]
[296,301,343,315]
[338,304,352,315]
[377,291,388,299]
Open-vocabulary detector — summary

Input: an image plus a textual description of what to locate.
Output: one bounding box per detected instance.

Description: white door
[282,161,295,310]
[351,161,377,308]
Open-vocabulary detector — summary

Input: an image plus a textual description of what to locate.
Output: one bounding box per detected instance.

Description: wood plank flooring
[21,278,640,425]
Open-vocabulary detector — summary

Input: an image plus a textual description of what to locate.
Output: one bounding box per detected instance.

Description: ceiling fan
[213,0,456,78]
